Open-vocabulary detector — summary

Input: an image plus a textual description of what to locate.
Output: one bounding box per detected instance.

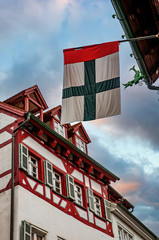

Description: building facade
[0,85,158,240]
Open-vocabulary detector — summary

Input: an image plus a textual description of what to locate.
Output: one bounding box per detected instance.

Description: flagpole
[119,33,159,43]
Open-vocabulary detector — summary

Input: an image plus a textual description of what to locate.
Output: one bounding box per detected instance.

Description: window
[19,144,28,171]
[28,156,38,179]
[118,226,133,240]
[104,199,111,221]
[76,137,86,152]
[21,221,47,240]
[94,196,101,217]
[53,172,62,194]
[66,174,75,200]
[44,160,53,187]
[19,144,40,180]
[87,188,95,212]
[54,120,65,137]
[75,184,83,206]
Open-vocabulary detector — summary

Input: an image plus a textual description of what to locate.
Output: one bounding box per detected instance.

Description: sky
[0,0,159,236]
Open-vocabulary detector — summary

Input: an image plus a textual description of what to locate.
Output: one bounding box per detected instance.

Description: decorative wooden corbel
[62,149,71,158]
[76,158,82,167]
[49,139,57,148]
[37,129,43,136]
[85,165,93,174]
[55,144,61,154]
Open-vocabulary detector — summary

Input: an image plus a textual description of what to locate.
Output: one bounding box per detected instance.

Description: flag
[61,41,120,124]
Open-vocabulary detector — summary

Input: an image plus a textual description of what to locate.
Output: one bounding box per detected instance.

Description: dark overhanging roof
[111,0,159,89]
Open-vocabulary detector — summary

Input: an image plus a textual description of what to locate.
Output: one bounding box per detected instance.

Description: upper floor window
[44,160,63,195]
[19,144,40,180]
[54,120,65,137]
[28,156,38,179]
[76,137,86,153]
[94,196,101,217]
[75,184,83,206]
[53,172,62,194]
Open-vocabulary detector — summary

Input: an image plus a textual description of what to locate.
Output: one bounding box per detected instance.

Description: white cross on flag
[61,41,120,124]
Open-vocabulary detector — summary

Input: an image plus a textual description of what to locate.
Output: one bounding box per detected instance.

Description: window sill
[74,202,87,211]
[94,213,106,221]
[26,173,43,184]
[52,189,67,199]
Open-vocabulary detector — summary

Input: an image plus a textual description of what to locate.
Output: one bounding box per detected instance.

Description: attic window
[76,136,85,153]
[54,120,65,137]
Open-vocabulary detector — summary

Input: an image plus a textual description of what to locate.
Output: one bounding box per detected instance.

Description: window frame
[74,183,83,206]
[53,171,62,194]
[104,199,111,222]
[66,174,75,200]
[76,136,86,153]
[28,155,39,179]
[21,221,47,240]
[44,160,53,187]
[118,225,133,240]
[94,195,102,217]
[19,143,28,172]
[54,120,65,137]
[19,144,42,181]
[87,188,95,212]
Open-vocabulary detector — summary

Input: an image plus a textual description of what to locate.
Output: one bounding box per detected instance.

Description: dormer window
[76,136,86,153]
[54,120,65,137]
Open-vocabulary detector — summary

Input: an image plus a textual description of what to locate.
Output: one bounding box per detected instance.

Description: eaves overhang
[23,111,120,182]
[111,0,159,88]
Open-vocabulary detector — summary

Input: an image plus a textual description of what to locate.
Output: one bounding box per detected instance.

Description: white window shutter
[44,160,53,187]
[21,221,32,240]
[19,144,28,172]
[66,174,75,200]
[87,188,95,212]
[104,199,111,221]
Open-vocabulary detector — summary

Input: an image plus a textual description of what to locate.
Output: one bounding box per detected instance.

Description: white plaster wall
[0,131,11,144]
[112,213,150,240]
[0,173,11,190]
[15,186,114,240]
[71,169,83,182]
[0,143,11,174]
[91,179,102,194]
[0,113,16,130]
[0,190,11,240]
[23,137,66,172]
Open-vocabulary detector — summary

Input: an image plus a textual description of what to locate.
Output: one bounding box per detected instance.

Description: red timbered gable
[0,85,135,238]
[4,85,48,121]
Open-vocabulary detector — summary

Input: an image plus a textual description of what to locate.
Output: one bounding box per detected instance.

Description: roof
[111,0,159,86]
[4,85,48,113]
[25,111,120,182]
[108,185,134,211]
[68,122,91,143]
[0,101,25,116]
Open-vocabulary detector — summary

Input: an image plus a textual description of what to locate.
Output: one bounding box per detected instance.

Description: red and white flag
[61,41,120,124]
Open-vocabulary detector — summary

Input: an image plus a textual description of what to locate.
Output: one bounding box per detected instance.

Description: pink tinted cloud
[112,180,141,195]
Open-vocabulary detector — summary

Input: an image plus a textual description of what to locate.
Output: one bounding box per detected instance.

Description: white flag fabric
[61,41,120,124]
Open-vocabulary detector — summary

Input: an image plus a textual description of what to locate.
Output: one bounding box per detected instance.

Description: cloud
[112,181,141,195]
